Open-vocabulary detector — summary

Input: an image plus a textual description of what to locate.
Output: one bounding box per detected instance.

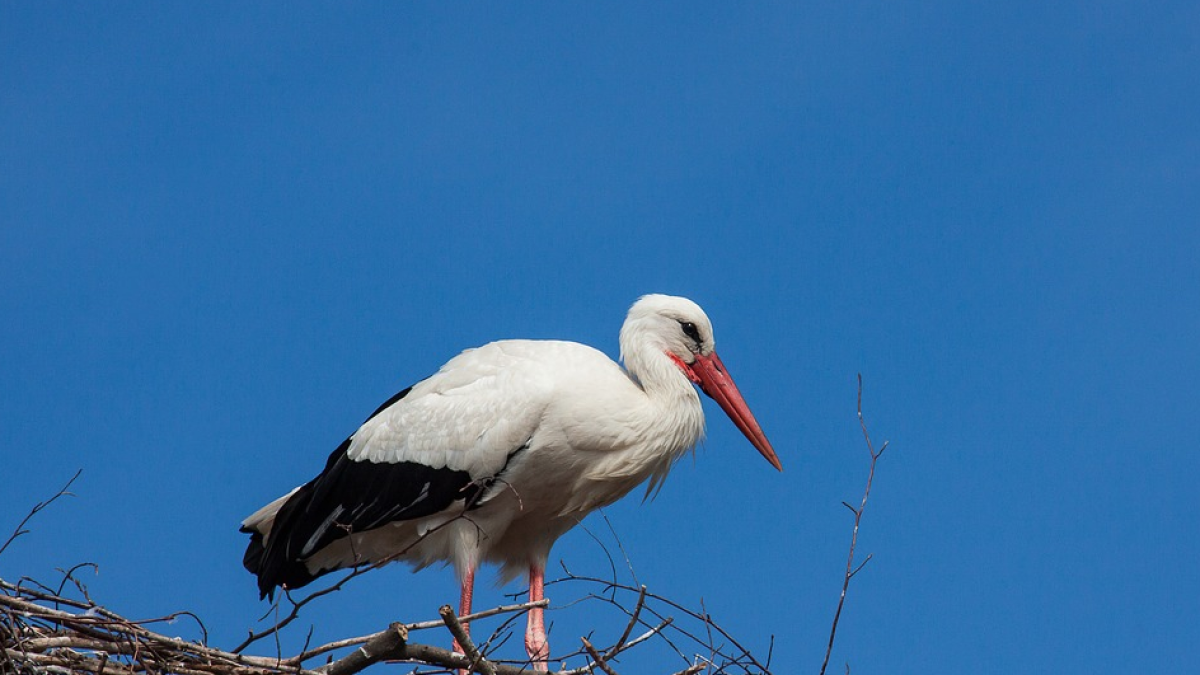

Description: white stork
[240,294,781,670]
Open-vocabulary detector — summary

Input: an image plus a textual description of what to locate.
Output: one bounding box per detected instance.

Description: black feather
[242,386,504,599]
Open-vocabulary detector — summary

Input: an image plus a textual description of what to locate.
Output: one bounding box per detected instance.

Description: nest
[1,567,774,675]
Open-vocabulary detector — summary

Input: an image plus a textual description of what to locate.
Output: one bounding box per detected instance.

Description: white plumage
[241,294,780,670]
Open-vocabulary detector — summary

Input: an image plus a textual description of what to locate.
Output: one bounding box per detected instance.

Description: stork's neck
[619,321,704,410]
[624,347,695,398]
[614,329,706,493]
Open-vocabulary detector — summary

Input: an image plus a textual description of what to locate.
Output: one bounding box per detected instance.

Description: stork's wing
[242,341,559,597]
[346,341,558,474]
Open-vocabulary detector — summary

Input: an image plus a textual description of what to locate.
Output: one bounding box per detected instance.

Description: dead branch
[296,598,548,663]
[439,604,497,675]
[314,622,406,675]
[547,573,770,674]
[0,471,80,558]
[818,374,890,675]
[580,637,618,675]
[606,585,646,659]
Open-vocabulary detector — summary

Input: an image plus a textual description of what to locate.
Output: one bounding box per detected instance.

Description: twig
[699,598,717,675]
[0,470,81,558]
[847,554,873,580]
[412,599,550,632]
[581,637,619,675]
[819,374,890,675]
[608,618,674,659]
[296,599,548,663]
[599,511,640,589]
[555,618,675,675]
[566,519,619,604]
[549,574,771,674]
[606,585,647,659]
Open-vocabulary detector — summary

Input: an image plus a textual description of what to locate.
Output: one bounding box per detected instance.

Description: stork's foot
[524,628,549,671]
[525,604,549,672]
[525,565,549,670]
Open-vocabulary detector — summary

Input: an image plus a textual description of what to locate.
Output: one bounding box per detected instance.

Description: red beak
[685,352,783,471]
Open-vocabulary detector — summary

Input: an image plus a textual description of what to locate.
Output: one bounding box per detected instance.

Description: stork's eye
[679,321,701,343]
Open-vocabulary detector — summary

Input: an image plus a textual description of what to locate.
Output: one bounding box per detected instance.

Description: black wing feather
[242,386,485,599]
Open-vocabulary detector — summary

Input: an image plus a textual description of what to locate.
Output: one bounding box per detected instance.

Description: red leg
[525,564,549,671]
[454,567,475,675]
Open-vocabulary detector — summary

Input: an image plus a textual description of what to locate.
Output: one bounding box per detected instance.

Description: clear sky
[2,2,1197,673]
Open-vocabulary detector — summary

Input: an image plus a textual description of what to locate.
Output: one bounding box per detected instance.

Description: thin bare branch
[847,553,874,580]
[606,585,647,659]
[294,599,548,664]
[412,599,551,632]
[581,637,619,675]
[566,519,620,604]
[0,470,81,558]
[699,598,717,675]
[819,374,890,675]
[599,510,640,589]
[559,617,675,675]
[549,574,772,674]
[610,618,675,658]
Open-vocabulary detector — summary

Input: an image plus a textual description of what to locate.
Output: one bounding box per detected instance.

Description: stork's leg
[454,567,475,675]
[525,564,549,671]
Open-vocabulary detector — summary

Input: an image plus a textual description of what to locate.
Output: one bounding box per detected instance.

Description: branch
[0,470,81,558]
[233,566,368,654]
[316,622,407,675]
[555,617,675,675]
[296,599,549,663]
[581,637,619,675]
[440,604,497,675]
[547,573,769,674]
[819,374,890,675]
[606,585,647,659]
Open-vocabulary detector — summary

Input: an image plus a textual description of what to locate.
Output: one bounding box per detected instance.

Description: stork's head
[621,294,783,471]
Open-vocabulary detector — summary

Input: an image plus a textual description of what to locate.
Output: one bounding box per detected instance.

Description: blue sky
[2,2,1198,673]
